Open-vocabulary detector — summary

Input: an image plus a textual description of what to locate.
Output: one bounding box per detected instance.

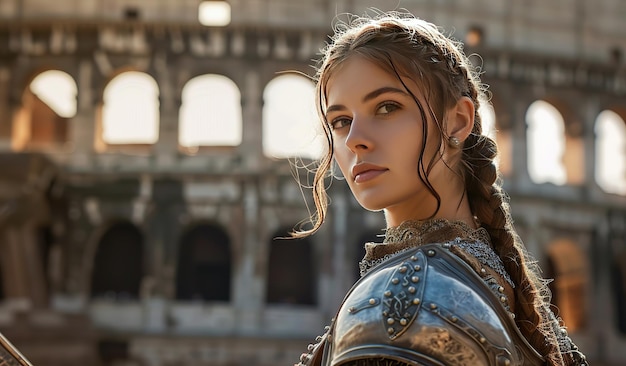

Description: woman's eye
[376,102,400,115]
[330,117,351,130]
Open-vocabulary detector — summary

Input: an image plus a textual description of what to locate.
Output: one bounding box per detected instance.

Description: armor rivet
[411,276,419,283]
[510,313,516,319]
[479,336,486,343]
[443,243,451,248]
[399,266,407,273]
[500,296,507,303]
[408,286,416,294]
[384,290,392,297]
[410,255,418,261]
[387,318,395,325]
[369,298,376,305]
[560,328,567,334]
[348,306,356,313]
[382,311,388,317]
[392,278,399,284]
[413,298,421,305]
[414,265,421,271]
[498,286,505,293]
[400,318,408,326]
[430,303,437,310]
[451,316,458,322]
[481,268,486,274]
[427,250,435,256]
[387,327,394,334]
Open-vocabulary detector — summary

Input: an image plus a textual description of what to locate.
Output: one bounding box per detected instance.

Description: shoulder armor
[324,243,544,366]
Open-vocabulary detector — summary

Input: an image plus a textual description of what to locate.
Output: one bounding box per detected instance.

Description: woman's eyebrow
[325,86,409,115]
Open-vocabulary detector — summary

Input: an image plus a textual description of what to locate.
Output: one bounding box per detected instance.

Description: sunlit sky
[28,69,626,194]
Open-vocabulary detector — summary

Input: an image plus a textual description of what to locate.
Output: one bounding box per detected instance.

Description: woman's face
[324,55,456,226]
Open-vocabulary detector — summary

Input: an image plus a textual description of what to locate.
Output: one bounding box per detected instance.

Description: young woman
[294,12,588,366]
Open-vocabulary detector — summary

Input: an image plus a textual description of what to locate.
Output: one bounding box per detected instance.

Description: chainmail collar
[359,218,493,277]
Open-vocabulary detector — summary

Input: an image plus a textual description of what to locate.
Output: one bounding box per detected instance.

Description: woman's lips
[352,163,388,183]
[354,169,387,183]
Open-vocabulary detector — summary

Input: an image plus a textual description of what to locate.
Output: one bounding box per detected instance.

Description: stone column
[20,223,48,307]
[234,180,262,334]
[580,97,600,188]
[69,59,96,167]
[154,97,179,168]
[1,227,30,303]
[511,97,532,189]
[240,70,263,170]
[331,189,349,309]
[0,66,12,150]
[154,51,179,168]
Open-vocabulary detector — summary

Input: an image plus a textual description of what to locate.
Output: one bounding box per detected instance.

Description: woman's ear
[446,96,475,142]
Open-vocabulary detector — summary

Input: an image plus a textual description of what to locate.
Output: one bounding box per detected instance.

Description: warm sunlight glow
[595,110,626,195]
[179,74,242,148]
[263,75,325,159]
[198,1,231,27]
[102,72,159,144]
[30,70,77,118]
[526,100,566,185]
[479,102,500,167]
[480,102,496,140]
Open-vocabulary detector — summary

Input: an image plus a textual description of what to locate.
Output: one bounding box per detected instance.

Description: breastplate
[317,243,544,366]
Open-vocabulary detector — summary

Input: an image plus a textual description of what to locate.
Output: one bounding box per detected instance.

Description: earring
[448,136,461,148]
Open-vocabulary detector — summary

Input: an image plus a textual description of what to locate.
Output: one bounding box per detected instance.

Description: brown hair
[297,11,566,365]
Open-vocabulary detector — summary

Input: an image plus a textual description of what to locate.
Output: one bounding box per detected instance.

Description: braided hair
[297,11,571,365]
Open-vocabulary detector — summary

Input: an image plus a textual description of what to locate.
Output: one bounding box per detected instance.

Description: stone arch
[90,220,144,300]
[12,69,76,150]
[266,226,316,305]
[262,74,324,159]
[175,222,232,302]
[96,70,159,151]
[179,74,242,153]
[545,239,588,331]
[595,108,626,195]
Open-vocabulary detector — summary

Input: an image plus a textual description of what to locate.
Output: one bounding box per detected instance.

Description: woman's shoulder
[328,242,544,366]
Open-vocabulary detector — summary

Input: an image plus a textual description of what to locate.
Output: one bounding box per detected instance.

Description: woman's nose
[345,117,372,152]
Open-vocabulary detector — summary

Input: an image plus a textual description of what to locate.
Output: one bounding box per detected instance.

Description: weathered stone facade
[0,1,625,365]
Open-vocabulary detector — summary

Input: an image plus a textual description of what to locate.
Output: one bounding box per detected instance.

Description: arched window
[91,221,143,300]
[266,228,316,305]
[12,70,75,150]
[102,71,159,145]
[545,239,588,331]
[176,223,231,302]
[526,100,567,185]
[179,74,242,151]
[595,110,626,195]
[262,74,324,159]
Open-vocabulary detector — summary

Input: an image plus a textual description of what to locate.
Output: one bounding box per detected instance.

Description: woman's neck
[384,193,477,229]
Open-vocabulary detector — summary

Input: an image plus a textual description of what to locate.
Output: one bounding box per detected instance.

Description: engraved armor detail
[325,243,544,366]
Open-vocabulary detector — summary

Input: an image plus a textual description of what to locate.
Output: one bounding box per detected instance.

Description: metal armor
[305,242,544,366]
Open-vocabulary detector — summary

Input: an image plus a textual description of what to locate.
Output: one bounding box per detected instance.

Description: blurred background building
[0,0,625,365]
